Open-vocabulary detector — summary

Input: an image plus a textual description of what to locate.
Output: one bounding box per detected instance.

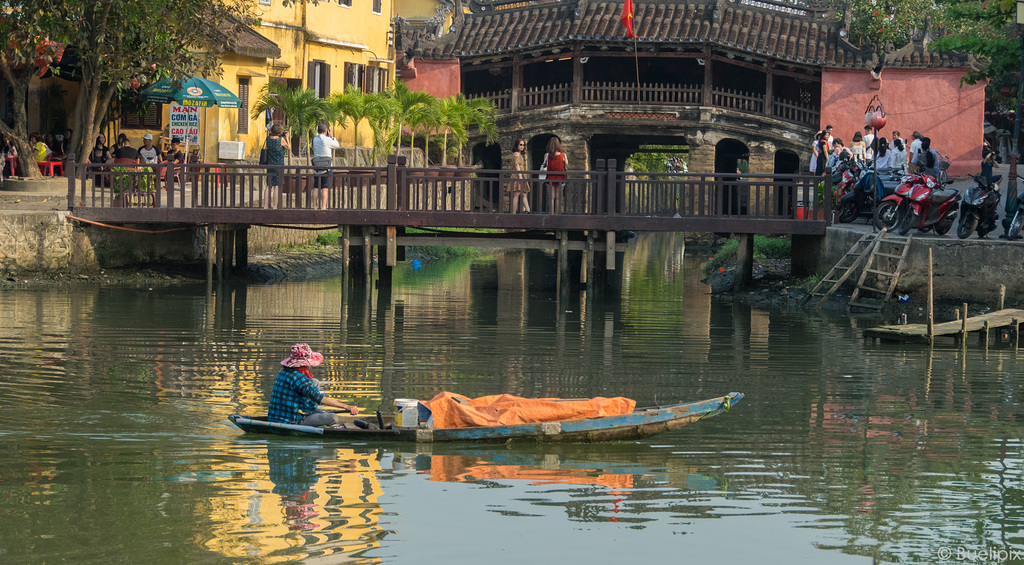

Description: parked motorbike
[873,172,960,235]
[873,172,923,231]
[1004,175,1024,240]
[832,160,863,222]
[837,164,901,224]
[957,174,1000,239]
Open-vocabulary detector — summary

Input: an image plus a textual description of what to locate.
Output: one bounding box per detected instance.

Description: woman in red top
[544,136,567,214]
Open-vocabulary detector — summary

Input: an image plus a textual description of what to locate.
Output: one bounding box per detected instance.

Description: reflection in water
[1,233,1023,563]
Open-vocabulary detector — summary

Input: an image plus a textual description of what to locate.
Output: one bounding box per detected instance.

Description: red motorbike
[873,172,960,235]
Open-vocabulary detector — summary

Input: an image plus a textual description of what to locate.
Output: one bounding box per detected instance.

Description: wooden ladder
[800,230,883,307]
[848,231,913,310]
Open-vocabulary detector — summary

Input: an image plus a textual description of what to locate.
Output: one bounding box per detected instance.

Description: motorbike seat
[928,187,959,204]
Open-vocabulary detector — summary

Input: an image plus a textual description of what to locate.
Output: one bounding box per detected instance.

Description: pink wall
[821,68,986,177]
[400,58,461,98]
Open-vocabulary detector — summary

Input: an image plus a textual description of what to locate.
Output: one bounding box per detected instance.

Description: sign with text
[169,104,200,145]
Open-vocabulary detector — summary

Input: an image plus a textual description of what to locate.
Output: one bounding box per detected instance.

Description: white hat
[143,133,153,140]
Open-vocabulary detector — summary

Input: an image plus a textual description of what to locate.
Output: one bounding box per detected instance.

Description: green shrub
[111,166,154,195]
[702,236,791,275]
[755,235,791,259]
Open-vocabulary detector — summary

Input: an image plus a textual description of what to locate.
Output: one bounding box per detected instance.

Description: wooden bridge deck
[64,157,832,236]
[863,309,1024,345]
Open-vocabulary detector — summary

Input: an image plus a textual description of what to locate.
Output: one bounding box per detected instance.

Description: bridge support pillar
[791,234,824,278]
[734,233,754,292]
[234,227,248,270]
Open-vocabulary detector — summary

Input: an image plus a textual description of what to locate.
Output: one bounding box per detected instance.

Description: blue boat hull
[229,392,743,444]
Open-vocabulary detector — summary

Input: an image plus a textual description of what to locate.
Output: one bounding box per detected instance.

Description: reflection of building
[204,445,386,562]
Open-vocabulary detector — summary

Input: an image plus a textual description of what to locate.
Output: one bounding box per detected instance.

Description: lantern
[864,96,886,131]
[869,111,886,130]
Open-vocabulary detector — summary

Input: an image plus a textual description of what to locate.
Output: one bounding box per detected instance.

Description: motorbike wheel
[957,214,977,240]
[837,202,857,223]
[1009,210,1024,240]
[873,201,899,231]
[897,209,915,235]
[934,217,954,236]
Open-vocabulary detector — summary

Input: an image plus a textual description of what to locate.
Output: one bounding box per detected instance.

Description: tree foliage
[928,0,1019,88]
[251,82,330,164]
[0,0,257,176]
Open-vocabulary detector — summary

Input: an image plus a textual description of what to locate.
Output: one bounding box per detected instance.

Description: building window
[237,78,250,135]
[373,0,381,14]
[365,66,388,93]
[337,0,351,7]
[345,62,365,92]
[309,61,330,98]
[123,103,161,129]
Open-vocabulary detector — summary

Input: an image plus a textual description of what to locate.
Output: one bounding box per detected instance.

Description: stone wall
[0,211,329,275]
[821,227,1024,304]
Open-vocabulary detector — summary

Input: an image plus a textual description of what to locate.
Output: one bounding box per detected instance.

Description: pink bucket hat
[281,343,324,368]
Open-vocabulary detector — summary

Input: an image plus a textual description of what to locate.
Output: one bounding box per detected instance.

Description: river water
[1,233,1022,564]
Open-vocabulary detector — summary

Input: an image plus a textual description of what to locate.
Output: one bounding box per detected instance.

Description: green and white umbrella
[141,76,241,109]
[140,76,242,163]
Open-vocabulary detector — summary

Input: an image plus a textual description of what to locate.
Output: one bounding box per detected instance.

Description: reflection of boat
[229,392,743,443]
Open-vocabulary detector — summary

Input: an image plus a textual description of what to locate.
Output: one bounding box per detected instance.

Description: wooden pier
[863,308,1024,345]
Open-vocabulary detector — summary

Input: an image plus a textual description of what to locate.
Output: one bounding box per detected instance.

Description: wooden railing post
[153,163,162,208]
[595,158,606,215]
[66,156,76,210]
[387,154,399,210]
[608,158,620,215]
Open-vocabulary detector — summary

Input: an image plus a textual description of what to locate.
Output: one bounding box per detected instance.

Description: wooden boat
[229,392,743,444]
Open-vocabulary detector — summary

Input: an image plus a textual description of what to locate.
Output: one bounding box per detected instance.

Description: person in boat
[267,343,359,426]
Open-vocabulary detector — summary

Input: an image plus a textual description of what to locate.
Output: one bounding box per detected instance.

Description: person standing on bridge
[543,136,567,214]
[508,139,531,214]
[265,123,290,209]
[311,123,340,210]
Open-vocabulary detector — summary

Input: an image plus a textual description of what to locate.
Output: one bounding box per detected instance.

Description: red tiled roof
[404,0,969,70]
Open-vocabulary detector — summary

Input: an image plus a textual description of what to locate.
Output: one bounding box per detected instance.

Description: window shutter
[238,79,250,135]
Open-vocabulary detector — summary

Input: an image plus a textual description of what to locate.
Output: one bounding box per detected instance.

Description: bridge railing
[470,83,816,127]
[617,170,827,221]
[67,158,832,230]
[581,81,703,105]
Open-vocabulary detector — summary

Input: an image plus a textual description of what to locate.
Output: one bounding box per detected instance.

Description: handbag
[538,153,549,180]
[258,138,268,165]
[311,155,333,168]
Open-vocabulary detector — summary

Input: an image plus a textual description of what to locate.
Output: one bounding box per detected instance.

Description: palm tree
[330,85,368,151]
[461,94,499,145]
[251,82,330,164]
[417,97,443,166]
[390,82,433,155]
[363,90,399,163]
[435,95,469,166]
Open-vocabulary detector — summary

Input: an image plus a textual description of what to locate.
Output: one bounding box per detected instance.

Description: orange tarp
[427,455,635,488]
[420,392,637,429]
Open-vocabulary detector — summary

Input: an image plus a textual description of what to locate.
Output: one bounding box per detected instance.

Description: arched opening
[774,149,801,217]
[472,142,503,211]
[774,150,800,174]
[714,139,749,174]
[590,134,689,173]
[715,139,749,215]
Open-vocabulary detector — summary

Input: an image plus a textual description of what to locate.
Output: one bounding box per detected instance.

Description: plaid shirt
[267,367,325,424]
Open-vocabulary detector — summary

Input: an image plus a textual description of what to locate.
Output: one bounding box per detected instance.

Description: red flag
[621,0,636,39]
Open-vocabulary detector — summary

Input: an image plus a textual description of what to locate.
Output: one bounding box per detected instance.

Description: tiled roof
[217,20,282,60]
[403,0,968,70]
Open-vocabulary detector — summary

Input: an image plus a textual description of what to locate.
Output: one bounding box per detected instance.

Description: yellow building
[21,0,397,165]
